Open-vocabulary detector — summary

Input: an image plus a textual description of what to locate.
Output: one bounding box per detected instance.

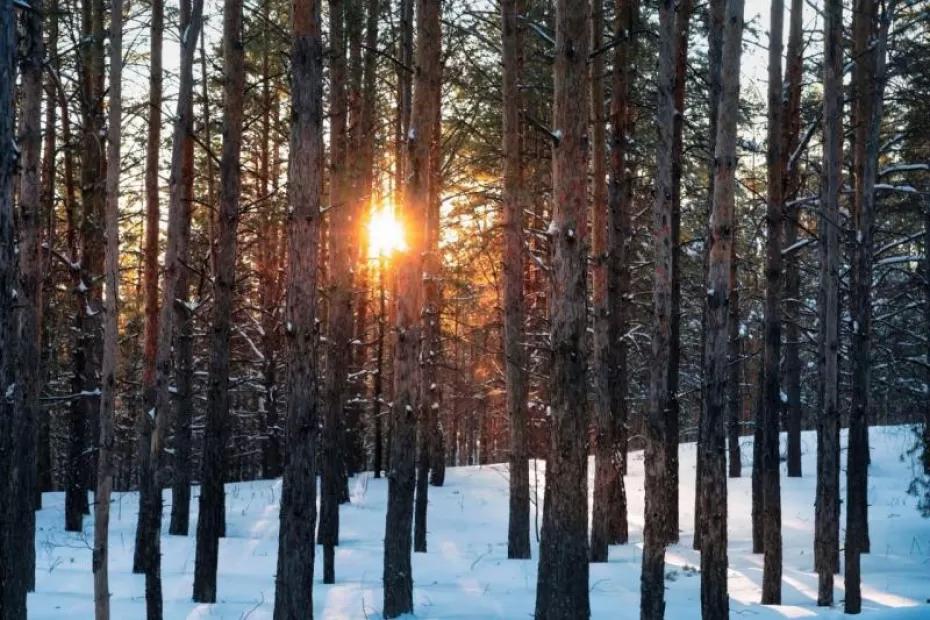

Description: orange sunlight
[367,202,407,259]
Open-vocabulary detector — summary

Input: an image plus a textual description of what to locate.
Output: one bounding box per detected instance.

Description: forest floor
[28,425,930,618]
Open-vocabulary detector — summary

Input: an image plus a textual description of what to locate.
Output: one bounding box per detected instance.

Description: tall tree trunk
[415,51,443,551]
[37,0,59,506]
[535,0,591,617]
[141,0,163,506]
[501,0,530,561]
[761,0,785,604]
[320,0,349,584]
[94,0,122,613]
[69,0,107,533]
[782,0,804,479]
[815,0,842,603]
[694,0,725,548]
[609,0,636,546]
[0,0,25,613]
[16,0,44,592]
[272,0,323,614]
[641,0,675,615]
[193,0,245,600]
[136,0,204,613]
[589,0,610,563]
[382,0,440,614]
[846,0,894,611]
[666,0,690,545]
[698,0,743,612]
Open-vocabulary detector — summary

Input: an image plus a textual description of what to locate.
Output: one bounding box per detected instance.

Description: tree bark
[415,43,444,551]
[320,0,349,584]
[846,0,894,611]
[666,0,690,545]
[383,0,440,614]
[136,0,204,613]
[16,0,44,592]
[761,0,785,604]
[641,0,675,615]
[535,0,591,616]
[193,0,245,600]
[94,0,122,613]
[272,0,323,614]
[782,0,804,479]
[815,0,842,604]
[0,0,25,612]
[698,0,743,613]
[501,0,531,561]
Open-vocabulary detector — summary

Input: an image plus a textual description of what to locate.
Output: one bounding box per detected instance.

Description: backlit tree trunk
[320,0,349,584]
[535,0,591,616]
[0,0,24,612]
[193,0,245,600]
[382,0,440,614]
[272,0,323,614]
[16,0,44,592]
[501,0,530,561]
[136,0,204,613]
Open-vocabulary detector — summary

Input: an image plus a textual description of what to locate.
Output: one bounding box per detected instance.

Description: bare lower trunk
[382,0,440,616]
[94,1,122,614]
[137,0,204,614]
[815,0,842,604]
[16,0,44,592]
[272,0,322,615]
[761,0,785,603]
[698,0,743,613]
[501,0,530,561]
[193,0,245,601]
[665,0,690,545]
[0,0,25,613]
[535,1,591,617]
[641,0,675,616]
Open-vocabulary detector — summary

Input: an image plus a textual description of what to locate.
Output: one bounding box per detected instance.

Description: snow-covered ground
[29,426,930,618]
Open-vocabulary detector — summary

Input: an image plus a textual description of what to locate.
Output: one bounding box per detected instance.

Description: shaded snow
[29,426,930,618]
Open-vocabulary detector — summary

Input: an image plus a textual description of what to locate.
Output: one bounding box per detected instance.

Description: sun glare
[368,203,407,259]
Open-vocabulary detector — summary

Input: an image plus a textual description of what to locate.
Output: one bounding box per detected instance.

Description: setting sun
[367,203,407,259]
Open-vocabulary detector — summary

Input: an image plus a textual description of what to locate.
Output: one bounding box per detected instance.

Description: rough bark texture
[320,0,349,583]
[666,0,690,545]
[0,0,25,613]
[783,0,804,479]
[641,0,674,616]
[761,0,785,604]
[272,0,323,615]
[136,0,204,613]
[534,0,591,617]
[141,0,163,504]
[193,0,245,601]
[815,0,842,604]
[69,0,107,534]
[695,0,725,546]
[16,0,44,593]
[416,54,444,547]
[94,0,122,614]
[698,0,743,613]
[846,0,893,611]
[501,0,531,561]
[382,0,440,615]
[606,0,636,549]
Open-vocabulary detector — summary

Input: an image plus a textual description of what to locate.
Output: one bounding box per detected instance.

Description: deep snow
[29,426,930,618]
